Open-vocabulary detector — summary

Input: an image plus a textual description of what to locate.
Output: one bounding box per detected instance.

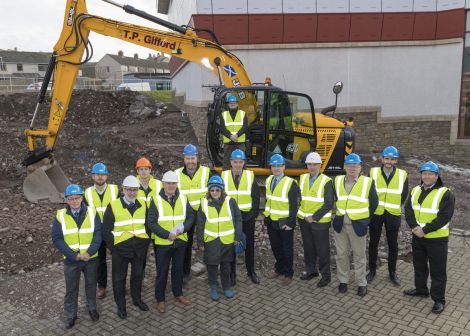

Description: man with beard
[174,144,211,284]
[84,162,119,299]
[219,95,248,169]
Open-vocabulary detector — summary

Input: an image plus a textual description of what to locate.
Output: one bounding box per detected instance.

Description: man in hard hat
[84,162,119,300]
[333,153,378,297]
[148,171,194,313]
[174,144,211,284]
[297,152,334,288]
[403,161,454,314]
[264,154,299,286]
[220,95,248,169]
[51,184,102,329]
[367,146,408,286]
[222,149,261,285]
[135,157,162,207]
[102,176,150,319]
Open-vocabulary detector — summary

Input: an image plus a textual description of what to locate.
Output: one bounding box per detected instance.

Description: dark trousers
[111,250,146,310]
[299,219,331,279]
[223,143,246,169]
[207,262,231,290]
[368,213,400,274]
[412,236,448,304]
[97,240,107,289]
[154,244,185,302]
[231,217,256,275]
[266,220,294,278]
[63,259,98,320]
[183,216,196,276]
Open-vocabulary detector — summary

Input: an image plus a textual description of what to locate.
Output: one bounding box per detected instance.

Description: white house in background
[95,51,170,84]
[0,49,51,80]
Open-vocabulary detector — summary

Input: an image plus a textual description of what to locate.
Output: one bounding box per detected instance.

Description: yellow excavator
[23,0,354,203]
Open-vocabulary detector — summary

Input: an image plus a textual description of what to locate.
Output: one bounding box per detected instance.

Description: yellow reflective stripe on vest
[264,176,293,219]
[155,194,187,222]
[222,110,246,143]
[114,219,146,226]
[57,207,97,257]
[222,170,253,211]
[85,184,118,217]
[153,194,188,244]
[335,176,371,219]
[371,167,406,195]
[175,166,210,210]
[297,173,332,221]
[371,167,406,215]
[137,177,162,204]
[202,197,234,238]
[110,199,148,243]
[411,186,450,238]
[112,229,147,237]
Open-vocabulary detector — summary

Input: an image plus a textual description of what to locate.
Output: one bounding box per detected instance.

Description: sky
[0,0,169,61]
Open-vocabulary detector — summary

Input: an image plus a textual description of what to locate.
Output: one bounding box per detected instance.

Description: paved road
[1,234,469,336]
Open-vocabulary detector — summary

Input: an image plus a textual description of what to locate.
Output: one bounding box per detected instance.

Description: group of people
[51,93,455,330]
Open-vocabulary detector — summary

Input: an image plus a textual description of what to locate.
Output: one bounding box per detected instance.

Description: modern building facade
[158,0,470,163]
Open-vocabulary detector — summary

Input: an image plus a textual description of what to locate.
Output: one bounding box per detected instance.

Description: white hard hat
[122,175,140,188]
[305,152,322,164]
[162,171,179,183]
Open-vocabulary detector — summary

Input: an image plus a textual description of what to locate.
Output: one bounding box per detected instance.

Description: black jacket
[102,197,150,258]
[404,177,455,241]
[147,189,195,247]
[265,176,300,229]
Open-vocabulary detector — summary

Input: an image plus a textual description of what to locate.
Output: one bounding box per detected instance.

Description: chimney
[118,50,124,57]
[134,53,139,59]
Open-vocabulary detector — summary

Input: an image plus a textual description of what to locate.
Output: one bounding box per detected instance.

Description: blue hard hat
[183,144,199,156]
[344,153,362,165]
[420,161,440,174]
[382,146,400,158]
[227,95,238,103]
[208,175,225,190]
[91,162,109,174]
[64,184,84,197]
[269,154,285,166]
[230,149,246,161]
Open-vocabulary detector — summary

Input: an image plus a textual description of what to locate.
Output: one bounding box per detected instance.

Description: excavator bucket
[23,160,69,203]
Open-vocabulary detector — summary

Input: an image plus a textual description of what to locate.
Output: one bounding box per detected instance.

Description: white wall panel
[248,0,283,13]
[212,0,248,14]
[382,0,413,12]
[282,0,317,13]
[437,0,465,11]
[196,0,212,14]
[466,0,470,8]
[350,0,381,12]
[316,0,349,13]
[414,0,438,11]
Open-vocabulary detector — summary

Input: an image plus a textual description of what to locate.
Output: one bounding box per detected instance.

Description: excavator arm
[23,0,252,202]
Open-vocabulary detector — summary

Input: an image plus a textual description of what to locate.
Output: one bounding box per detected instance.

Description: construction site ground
[0,91,469,335]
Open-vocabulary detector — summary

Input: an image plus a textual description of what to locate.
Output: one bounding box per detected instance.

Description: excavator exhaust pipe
[23,157,69,203]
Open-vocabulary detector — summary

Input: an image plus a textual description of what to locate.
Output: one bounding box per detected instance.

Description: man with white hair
[102,176,150,319]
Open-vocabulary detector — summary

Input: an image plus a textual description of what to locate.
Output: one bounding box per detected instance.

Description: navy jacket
[51,202,102,265]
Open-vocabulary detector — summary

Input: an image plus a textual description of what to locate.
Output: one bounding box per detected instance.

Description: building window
[17,64,23,72]
[106,66,110,72]
[460,11,470,138]
[38,64,47,72]
[0,63,5,71]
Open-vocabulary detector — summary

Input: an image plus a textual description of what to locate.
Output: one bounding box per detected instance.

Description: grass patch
[143,90,172,104]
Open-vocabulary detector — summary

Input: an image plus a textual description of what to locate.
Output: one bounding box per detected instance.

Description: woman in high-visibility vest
[196,176,243,301]
[403,161,455,315]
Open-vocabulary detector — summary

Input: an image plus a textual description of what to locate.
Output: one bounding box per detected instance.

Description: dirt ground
[0,90,468,279]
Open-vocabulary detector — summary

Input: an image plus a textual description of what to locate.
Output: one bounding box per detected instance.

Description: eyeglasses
[210,188,221,193]
[67,196,82,201]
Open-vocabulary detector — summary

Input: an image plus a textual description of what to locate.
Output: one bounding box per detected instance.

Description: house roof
[0,50,50,64]
[157,0,170,14]
[106,54,169,69]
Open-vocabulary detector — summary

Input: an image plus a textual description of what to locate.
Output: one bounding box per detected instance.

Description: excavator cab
[207,86,318,175]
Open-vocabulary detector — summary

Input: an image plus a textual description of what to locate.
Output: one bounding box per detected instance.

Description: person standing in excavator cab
[220,95,248,169]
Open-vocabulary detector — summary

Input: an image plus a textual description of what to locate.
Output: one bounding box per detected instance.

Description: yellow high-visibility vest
[84,184,119,220]
[152,194,188,245]
[335,175,373,220]
[222,169,254,212]
[175,166,210,210]
[297,173,332,223]
[56,207,98,259]
[264,175,294,221]
[370,167,407,216]
[222,109,246,143]
[202,196,235,245]
[411,186,450,238]
[110,199,149,245]
[137,175,162,206]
